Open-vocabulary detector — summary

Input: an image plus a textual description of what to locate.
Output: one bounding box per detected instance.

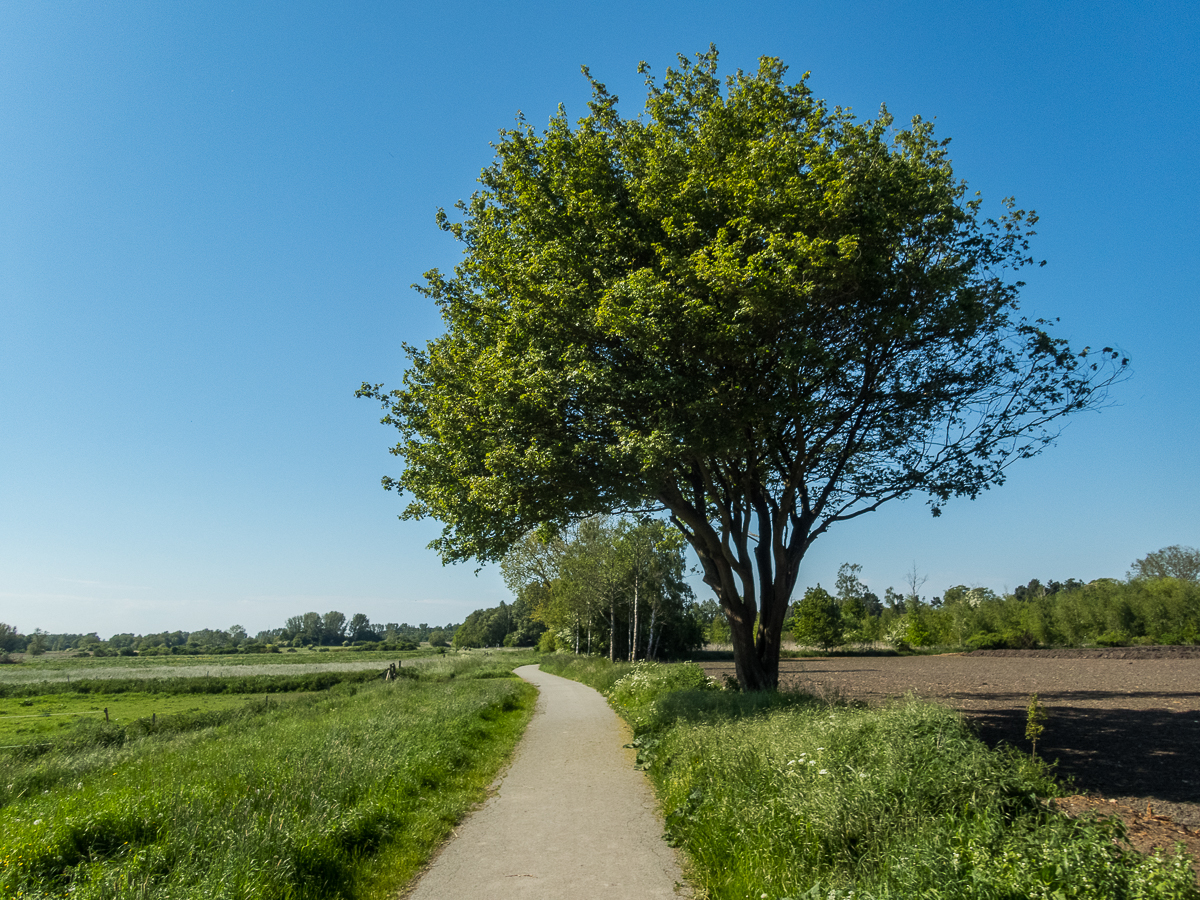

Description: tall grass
[545,656,1199,899]
[0,662,535,900]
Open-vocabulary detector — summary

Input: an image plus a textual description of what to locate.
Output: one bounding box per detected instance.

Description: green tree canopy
[500,516,699,659]
[834,562,880,622]
[0,623,22,653]
[347,613,377,642]
[361,48,1126,689]
[1128,545,1200,583]
[791,585,844,651]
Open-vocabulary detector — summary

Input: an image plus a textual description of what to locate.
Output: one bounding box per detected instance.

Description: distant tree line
[7,545,1194,661]
[0,613,461,660]
[786,545,1200,651]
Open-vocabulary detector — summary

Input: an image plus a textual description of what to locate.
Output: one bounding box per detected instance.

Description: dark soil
[696,647,1200,873]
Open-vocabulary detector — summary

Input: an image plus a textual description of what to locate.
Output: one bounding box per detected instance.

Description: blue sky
[1,1,1196,637]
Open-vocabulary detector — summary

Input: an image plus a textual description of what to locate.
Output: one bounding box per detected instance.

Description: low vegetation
[0,654,535,900]
[542,655,1199,899]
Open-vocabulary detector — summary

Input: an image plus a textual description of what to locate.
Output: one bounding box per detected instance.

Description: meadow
[0,692,272,748]
[0,652,536,900]
[0,647,443,686]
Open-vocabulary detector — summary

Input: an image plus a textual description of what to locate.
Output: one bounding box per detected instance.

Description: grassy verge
[0,657,536,900]
[542,655,1199,900]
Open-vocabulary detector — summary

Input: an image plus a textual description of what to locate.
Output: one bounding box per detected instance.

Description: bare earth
[405,665,689,899]
[698,648,1200,873]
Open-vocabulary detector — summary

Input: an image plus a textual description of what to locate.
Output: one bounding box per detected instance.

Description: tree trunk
[661,483,804,691]
[609,595,616,662]
[646,604,658,659]
[631,570,639,662]
[727,613,780,691]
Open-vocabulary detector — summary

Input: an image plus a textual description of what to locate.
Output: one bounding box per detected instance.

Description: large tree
[360,49,1125,689]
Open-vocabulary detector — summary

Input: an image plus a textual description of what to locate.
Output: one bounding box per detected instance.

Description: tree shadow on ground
[968,705,1200,805]
[946,689,1200,704]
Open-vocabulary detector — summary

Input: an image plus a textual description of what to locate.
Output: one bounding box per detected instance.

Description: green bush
[965,631,1007,650]
[791,586,844,650]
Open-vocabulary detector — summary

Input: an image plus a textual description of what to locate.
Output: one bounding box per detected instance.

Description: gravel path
[405,665,689,899]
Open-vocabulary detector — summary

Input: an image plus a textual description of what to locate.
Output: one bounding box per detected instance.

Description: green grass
[0,692,274,747]
[0,669,394,701]
[545,656,1200,900]
[0,657,536,900]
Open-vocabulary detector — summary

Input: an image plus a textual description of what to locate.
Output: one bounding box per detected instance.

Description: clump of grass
[0,669,536,900]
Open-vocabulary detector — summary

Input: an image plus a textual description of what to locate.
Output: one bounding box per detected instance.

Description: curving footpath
[406,664,690,899]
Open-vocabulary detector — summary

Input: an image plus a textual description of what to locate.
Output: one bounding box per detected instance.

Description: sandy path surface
[405,665,689,899]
